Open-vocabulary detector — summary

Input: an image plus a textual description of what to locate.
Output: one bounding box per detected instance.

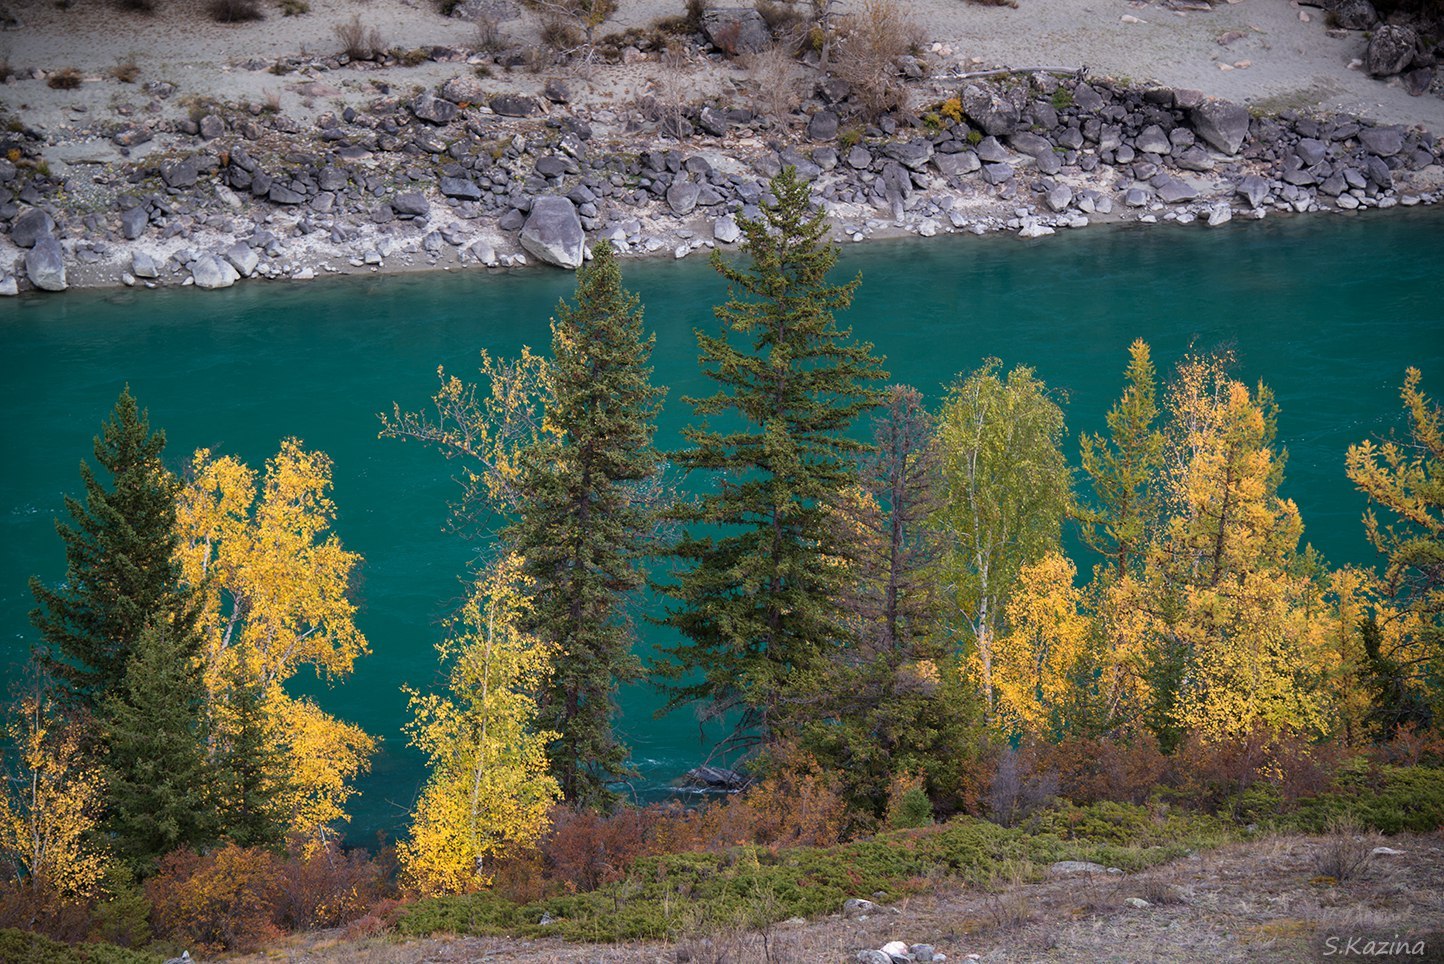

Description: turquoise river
[2,209,1442,843]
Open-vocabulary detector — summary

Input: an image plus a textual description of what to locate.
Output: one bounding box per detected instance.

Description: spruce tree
[507,243,664,808]
[660,167,888,747]
[30,387,193,710]
[212,667,289,849]
[101,621,215,874]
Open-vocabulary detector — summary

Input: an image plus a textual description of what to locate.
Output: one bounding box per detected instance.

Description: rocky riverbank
[3,34,1442,294]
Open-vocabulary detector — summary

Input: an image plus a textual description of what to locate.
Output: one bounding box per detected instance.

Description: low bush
[209,0,264,22]
[146,845,282,955]
[0,928,157,964]
[1287,762,1444,834]
[274,839,390,931]
[335,14,385,60]
[108,58,140,83]
[47,68,83,90]
[398,801,1228,942]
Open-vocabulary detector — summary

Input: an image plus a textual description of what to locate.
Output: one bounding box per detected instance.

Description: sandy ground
[3,0,1443,142]
[226,831,1444,964]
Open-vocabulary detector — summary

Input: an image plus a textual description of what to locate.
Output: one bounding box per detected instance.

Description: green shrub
[889,788,934,829]
[1287,765,1444,835]
[398,804,1230,942]
[0,929,159,964]
[1050,87,1074,109]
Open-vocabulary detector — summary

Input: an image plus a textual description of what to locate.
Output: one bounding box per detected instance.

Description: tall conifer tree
[660,168,888,747]
[508,244,664,808]
[102,621,216,873]
[30,388,194,710]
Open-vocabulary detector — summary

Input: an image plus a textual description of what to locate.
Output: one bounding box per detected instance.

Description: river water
[3,209,1441,841]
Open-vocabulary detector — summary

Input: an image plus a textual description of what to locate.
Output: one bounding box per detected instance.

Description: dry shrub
[115,0,155,10]
[1371,722,1444,767]
[108,57,141,83]
[147,845,282,955]
[754,0,807,45]
[47,67,83,90]
[833,0,921,119]
[1137,874,1186,906]
[335,14,385,60]
[539,17,582,53]
[740,43,803,123]
[210,0,264,22]
[987,743,1057,826]
[539,805,667,893]
[474,12,504,51]
[1313,816,1374,883]
[1041,734,1170,806]
[0,881,93,944]
[685,0,710,31]
[273,838,390,931]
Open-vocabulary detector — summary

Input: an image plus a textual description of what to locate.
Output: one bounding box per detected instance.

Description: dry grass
[740,43,802,124]
[833,0,923,120]
[334,13,385,60]
[47,67,84,89]
[108,56,140,82]
[1312,817,1377,884]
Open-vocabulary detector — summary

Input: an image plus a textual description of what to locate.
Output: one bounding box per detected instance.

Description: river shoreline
[4,1,1443,296]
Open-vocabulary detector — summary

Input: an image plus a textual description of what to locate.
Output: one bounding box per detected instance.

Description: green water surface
[2,210,1441,842]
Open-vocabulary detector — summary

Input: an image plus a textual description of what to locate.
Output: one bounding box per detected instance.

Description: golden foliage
[0,692,108,898]
[992,552,1094,736]
[177,438,374,839]
[399,553,560,896]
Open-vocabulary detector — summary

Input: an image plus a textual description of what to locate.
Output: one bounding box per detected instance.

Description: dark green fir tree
[660,167,888,748]
[212,666,289,849]
[30,387,194,711]
[509,243,665,808]
[101,621,215,875]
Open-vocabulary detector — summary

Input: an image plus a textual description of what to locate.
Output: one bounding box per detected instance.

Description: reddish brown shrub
[1042,734,1171,806]
[0,880,93,943]
[540,805,667,893]
[274,838,389,931]
[1370,723,1444,767]
[147,845,282,954]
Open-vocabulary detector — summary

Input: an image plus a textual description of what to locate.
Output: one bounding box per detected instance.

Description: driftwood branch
[948,65,1085,81]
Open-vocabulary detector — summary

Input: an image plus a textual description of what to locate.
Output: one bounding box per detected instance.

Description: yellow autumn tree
[0,685,108,898]
[992,552,1094,736]
[399,553,560,896]
[176,438,374,841]
[1150,359,1334,740]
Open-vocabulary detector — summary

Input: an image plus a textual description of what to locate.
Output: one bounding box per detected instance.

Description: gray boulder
[1296,138,1328,167]
[1050,860,1109,876]
[489,94,538,117]
[701,7,772,55]
[962,84,1020,136]
[191,253,239,290]
[1072,83,1106,111]
[935,151,980,177]
[807,111,839,141]
[843,898,879,918]
[25,236,67,291]
[440,176,483,201]
[1359,126,1404,157]
[268,184,306,205]
[1008,131,1053,158]
[1236,173,1270,207]
[1045,184,1073,212]
[120,206,148,240]
[1134,124,1171,155]
[412,92,459,125]
[0,275,17,297]
[393,191,431,218]
[1326,0,1377,29]
[519,196,585,269]
[162,158,200,189]
[1174,146,1215,172]
[198,114,226,140]
[713,214,741,244]
[981,161,1014,184]
[1156,177,1199,203]
[131,251,159,278]
[883,138,934,171]
[1366,25,1416,77]
[1190,99,1250,155]
[975,136,1010,163]
[224,241,259,277]
[855,953,891,964]
[11,208,55,248]
[666,180,701,216]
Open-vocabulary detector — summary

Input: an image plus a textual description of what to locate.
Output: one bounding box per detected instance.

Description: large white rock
[191,254,239,290]
[519,197,585,269]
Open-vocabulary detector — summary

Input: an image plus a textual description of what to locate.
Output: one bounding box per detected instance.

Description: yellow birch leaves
[399,554,560,896]
[176,438,374,840]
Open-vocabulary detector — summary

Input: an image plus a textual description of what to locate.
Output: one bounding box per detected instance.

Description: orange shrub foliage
[147,845,282,954]
[1040,735,1171,806]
